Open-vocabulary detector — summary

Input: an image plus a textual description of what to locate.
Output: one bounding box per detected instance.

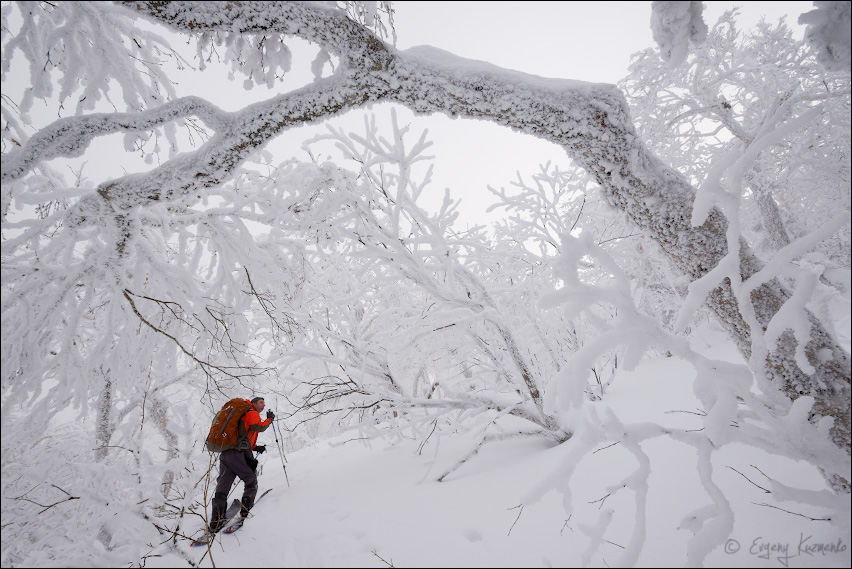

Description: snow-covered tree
[623,8,851,271]
[266,113,572,441]
[2,2,850,566]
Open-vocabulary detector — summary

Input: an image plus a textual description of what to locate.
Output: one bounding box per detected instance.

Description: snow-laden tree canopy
[6,0,846,457]
[2,2,850,567]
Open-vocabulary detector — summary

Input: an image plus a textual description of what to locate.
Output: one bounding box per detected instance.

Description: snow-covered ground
[147,322,851,568]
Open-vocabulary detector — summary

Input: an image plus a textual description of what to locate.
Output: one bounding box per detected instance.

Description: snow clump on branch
[799,0,852,72]
[650,1,708,67]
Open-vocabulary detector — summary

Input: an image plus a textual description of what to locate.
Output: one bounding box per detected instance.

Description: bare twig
[753,502,831,521]
[507,504,525,536]
[372,549,395,567]
[664,409,707,417]
[593,441,620,454]
[727,466,771,493]
[589,493,611,510]
[417,420,438,455]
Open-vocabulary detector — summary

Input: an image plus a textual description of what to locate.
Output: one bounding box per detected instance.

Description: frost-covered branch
[274,114,570,438]
[1,96,228,183]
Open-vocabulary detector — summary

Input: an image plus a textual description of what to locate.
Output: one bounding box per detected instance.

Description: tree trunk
[149,394,179,498]
[95,373,113,463]
[95,372,114,549]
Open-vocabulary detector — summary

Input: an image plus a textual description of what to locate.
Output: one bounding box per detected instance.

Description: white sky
[392,1,813,83]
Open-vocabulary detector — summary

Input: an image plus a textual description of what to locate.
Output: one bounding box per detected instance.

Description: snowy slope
[146,323,851,568]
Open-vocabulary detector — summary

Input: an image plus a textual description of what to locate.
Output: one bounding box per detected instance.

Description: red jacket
[242,401,272,449]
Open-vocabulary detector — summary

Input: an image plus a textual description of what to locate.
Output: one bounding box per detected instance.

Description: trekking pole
[271,420,290,487]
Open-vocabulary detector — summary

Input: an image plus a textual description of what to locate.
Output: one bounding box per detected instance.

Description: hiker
[209,396,274,533]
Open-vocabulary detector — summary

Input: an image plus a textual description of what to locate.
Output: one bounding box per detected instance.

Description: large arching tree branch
[10,1,850,487]
[388,47,850,485]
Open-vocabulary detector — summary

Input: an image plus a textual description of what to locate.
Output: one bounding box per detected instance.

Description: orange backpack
[205,398,253,452]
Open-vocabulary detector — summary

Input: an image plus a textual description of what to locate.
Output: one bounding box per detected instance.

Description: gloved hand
[266,410,275,421]
[255,445,266,454]
[248,457,259,472]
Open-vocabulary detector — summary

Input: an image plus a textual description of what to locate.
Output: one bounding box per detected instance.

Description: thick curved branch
[117,0,392,70]
[63,75,391,223]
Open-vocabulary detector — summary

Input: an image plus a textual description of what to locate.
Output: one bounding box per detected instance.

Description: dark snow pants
[210,449,258,529]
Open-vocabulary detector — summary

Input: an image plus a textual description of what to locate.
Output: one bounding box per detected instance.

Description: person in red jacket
[209,397,274,533]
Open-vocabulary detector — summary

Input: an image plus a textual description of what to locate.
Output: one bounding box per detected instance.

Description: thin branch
[597,232,641,245]
[371,549,395,567]
[12,485,81,515]
[569,195,586,233]
[589,493,611,510]
[417,420,438,455]
[123,289,272,385]
[752,502,832,521]
[593,441,620,454]
[507,504,525,536]
[727,466,771,493]
[664,408,707,417]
